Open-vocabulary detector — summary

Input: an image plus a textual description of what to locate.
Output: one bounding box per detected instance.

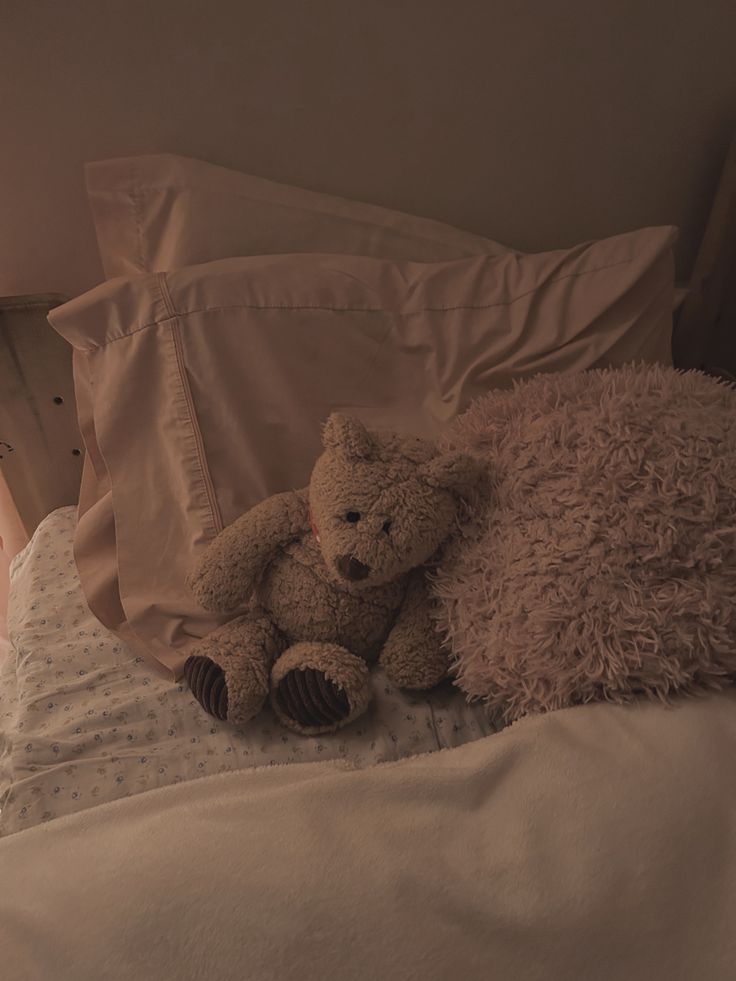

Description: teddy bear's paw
[185,656,229,720]
[270,642,371,736]
[274,668,350,730]
[184,653,270,726]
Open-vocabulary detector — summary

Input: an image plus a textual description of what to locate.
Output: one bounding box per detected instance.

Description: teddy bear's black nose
[336,555,370,581]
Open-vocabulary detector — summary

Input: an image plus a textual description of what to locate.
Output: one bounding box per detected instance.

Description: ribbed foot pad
[184,655,229,721]
[274,668,351,729]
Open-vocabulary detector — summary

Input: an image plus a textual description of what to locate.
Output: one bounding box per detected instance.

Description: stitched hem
[79,256,637,352]
[156,272,223,539]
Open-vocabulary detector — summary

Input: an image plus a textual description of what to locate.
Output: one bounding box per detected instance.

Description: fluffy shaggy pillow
[433,363,736,723]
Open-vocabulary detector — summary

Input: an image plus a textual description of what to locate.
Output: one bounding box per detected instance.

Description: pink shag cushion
[433,364,736,723]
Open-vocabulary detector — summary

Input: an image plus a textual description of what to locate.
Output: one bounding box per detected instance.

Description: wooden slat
[672,132,736,372]
[0,294,82,536]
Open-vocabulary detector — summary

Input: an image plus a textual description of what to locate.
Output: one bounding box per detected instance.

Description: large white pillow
[78,152,516,645]
[85,153,512,279]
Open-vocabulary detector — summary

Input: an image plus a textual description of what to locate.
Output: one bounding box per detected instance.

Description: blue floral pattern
[0,508,503,835]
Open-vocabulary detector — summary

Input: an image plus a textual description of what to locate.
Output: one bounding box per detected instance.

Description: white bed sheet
[0,507,501,835]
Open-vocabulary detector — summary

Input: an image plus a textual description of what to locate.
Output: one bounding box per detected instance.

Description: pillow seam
[156,273,224,538]
[81,256,636,352]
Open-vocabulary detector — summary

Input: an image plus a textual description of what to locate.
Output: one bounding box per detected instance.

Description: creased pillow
[433,364,736,722]
[50,227,677,678]
[78,153,512,644]
[80,155,684,643]
[84,153,512,279]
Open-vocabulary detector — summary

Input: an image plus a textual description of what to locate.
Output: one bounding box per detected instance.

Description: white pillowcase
[85,153,513,279]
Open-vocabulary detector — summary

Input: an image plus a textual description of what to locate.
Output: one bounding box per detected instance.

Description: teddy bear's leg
[184,612,285,726]
[270,642,372,736]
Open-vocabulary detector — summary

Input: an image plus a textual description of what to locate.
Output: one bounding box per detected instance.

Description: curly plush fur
[185,413,483,735]
[432,363,736,724]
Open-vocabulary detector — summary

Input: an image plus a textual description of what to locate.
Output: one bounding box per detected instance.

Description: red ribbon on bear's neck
[308,506,321,544]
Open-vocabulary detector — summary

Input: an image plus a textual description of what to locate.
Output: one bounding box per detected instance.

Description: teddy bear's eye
[345,511,361,523]
[382,520,392,534]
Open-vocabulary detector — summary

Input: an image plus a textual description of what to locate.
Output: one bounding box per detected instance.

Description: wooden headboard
[1,134,735,537]
[0,294,81,537]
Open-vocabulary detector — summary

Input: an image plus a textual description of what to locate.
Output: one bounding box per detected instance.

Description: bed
[1,127,735,980]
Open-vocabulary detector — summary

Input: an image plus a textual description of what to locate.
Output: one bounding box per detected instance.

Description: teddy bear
[183,413,484,736]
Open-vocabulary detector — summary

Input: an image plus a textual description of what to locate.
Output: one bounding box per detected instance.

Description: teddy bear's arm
[379,569,450,690]
[187,488,309,612]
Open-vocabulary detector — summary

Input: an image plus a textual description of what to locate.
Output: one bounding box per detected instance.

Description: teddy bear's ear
[322,413,374,460]
[419,451,485,500]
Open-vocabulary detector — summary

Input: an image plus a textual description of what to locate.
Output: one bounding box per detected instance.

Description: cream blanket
[2,690,736,981]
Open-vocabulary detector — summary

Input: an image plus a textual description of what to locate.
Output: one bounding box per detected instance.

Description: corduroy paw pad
[184,655,229,721]
[274,668,351,729]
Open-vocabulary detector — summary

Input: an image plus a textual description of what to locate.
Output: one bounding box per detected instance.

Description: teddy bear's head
[309,414,485,589]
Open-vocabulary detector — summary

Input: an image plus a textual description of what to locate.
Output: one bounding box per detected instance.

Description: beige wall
[1,0,735,301]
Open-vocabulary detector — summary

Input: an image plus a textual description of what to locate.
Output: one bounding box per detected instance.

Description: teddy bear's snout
[336,555,370,581]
